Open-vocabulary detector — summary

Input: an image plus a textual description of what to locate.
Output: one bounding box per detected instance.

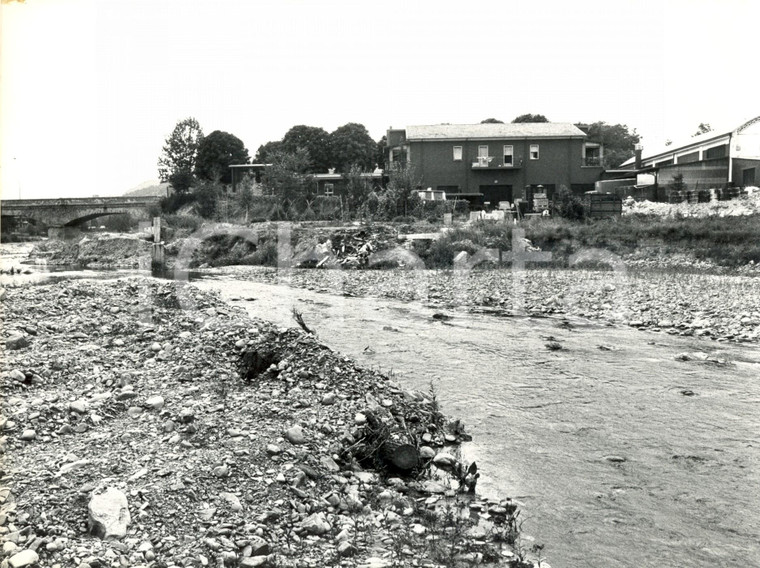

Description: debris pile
[293,227,397,269]
[623,189,760,218]
[1,279,535,568]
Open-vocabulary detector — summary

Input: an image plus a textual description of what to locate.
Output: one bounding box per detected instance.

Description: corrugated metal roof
[405,123,586,140]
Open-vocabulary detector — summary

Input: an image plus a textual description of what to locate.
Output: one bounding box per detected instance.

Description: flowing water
[189,274,760,568]
[3,245,759,567]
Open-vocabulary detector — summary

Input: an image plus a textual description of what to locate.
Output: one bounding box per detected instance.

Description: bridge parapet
[1,196,163,236]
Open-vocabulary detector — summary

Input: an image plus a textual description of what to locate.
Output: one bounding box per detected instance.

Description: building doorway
[479,185,512,208]
[743,167,756,187]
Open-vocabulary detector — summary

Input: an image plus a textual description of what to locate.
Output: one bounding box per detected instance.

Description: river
[2,245,759,567]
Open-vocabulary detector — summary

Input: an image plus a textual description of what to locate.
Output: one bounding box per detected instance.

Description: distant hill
[123,180,171,197]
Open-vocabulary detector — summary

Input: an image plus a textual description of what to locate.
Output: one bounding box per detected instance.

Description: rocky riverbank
[1,279,536,568]
[208,266,760,344]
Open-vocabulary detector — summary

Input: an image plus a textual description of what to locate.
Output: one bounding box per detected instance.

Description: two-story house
[386,123,604,207]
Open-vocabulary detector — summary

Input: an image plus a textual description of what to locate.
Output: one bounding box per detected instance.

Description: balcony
[583,156,603,167]
[471,157,520,170]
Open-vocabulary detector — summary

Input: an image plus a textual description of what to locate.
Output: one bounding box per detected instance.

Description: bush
[161,191,196,214]
[194,181,221,219]
[101,213,136,232]
[551,185,585,220]
[164,214,202,233]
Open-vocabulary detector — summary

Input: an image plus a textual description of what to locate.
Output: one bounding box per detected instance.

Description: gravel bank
[211,266,760,344]
[1,279,534,568]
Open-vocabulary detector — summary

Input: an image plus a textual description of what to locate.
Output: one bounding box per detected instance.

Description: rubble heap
[293,227,398,269]
[1,279,533,568]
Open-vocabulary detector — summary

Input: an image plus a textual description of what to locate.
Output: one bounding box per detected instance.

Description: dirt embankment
[29,234,154,269]
[1,279,536,568]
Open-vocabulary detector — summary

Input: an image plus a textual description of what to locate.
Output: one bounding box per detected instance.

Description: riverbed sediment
[200,265,760,344]
[1,278,533,568]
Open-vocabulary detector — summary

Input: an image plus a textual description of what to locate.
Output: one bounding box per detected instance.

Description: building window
[453,146,463,161]
[530,144,539,160]
[503,145,514,166]
[324,183,334,196]
[478,145,489,158]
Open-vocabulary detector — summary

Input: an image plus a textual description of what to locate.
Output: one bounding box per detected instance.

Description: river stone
[248,536,270,556]
[145,395,165,410]
[432,453,458,468]
[419,446,435,459]
[219,492,242,512]
[604,455,627,463]
[337,541,357,557]
[69,399,88,414]
[5,333,29,350]
[88,487,131,539]
[319,455,340,472]
[7,549,39,568]
[284,425,306,445]
[240,557,270,568]
[20,429,36,441]
[300,512,330,535]
[9,370,26,383]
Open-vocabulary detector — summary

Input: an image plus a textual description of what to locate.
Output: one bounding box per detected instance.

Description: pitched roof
[405,122,587,140]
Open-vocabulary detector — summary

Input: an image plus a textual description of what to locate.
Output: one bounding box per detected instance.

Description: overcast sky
[2,0,758,199]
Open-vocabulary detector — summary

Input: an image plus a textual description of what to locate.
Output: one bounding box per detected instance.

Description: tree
[693,123,712,137]
[480,118,504,124]
[281,125,332,173]
[512,114,549,123]
[235,174,257,223]
[329,123,378,173]
[194,179,221,219]
[375,135,388,171]
[157,117,204,193]
[262,148,312,209]
[195,130,250,184]
[575,121,641,168]
[254,140,284,164]
[380,163,422,218]
[343,164,374,215]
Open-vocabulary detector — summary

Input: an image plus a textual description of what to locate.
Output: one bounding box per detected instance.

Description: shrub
[194,181,221,219]
[100,213,136,232]
[161,191,196,213]
[551,185,585,220]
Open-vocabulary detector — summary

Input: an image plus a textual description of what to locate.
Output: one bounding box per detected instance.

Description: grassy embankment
[164,213,760,272]
[410,214,760,269]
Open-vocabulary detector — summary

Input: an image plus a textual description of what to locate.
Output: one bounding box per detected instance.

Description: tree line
[156,113,649,221]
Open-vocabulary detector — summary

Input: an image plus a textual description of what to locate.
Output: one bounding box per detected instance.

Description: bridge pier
[48,226,82,240]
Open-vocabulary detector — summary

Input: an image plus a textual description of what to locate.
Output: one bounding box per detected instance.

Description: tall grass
[411,214,760,268]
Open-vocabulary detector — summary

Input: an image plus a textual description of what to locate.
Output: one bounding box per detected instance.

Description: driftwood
[349,410,419,472]
[380,431,419,471]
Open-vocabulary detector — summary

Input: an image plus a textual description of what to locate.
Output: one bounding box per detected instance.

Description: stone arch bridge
[1,196,162,238]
